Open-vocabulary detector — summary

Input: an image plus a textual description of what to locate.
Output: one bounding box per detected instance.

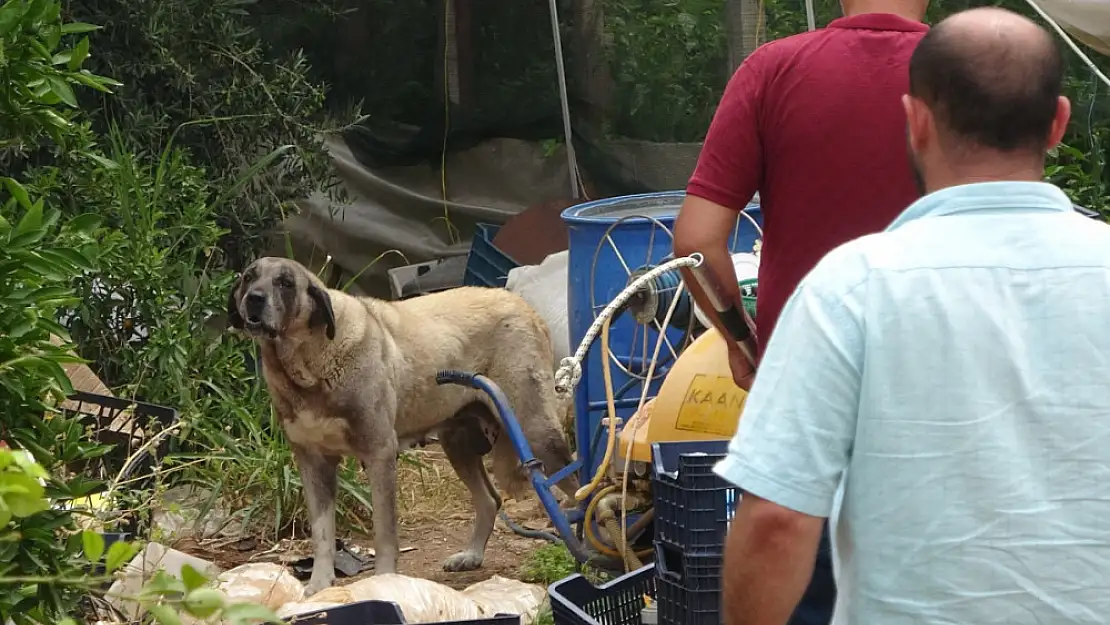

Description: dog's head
[227,257,335,341]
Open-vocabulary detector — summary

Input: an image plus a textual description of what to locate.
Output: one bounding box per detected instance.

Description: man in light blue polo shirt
[714,7,1110,625]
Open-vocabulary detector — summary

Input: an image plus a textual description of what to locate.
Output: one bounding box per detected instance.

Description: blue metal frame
[435,369,590,562]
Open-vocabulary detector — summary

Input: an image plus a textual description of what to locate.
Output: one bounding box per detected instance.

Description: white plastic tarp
[1035,0,1110,55]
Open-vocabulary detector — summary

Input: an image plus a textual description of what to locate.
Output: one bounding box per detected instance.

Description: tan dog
[227,257,578,594]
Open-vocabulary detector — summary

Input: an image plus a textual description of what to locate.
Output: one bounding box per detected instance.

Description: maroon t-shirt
[687,13,928,354]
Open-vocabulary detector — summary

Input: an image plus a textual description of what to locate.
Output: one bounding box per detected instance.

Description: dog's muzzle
[242,292,277,337]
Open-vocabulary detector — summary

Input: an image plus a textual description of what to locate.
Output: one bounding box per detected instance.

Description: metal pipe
[547,0,581,198]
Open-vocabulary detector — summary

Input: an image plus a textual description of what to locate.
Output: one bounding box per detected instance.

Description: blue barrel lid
[561,190,762,225]
[561,190,685,224]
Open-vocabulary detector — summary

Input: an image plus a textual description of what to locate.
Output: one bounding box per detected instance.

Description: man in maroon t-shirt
[673,2,928,624]
[675,2,929,369]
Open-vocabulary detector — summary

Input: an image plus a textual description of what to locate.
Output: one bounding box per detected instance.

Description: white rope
[1024,0,1110,89]
[554,254,704,395]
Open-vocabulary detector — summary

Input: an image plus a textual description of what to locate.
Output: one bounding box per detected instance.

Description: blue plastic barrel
[561,191,762,483]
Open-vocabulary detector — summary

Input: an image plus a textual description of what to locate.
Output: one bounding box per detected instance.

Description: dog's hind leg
[439,415,502,572]
[293,445,341,596]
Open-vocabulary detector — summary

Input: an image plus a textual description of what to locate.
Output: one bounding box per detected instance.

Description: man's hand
[728,342,756,390]
[723,494,825,625]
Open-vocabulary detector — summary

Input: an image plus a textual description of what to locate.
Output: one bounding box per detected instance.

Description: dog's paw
[303,575,336,598]
[443,550,484,572]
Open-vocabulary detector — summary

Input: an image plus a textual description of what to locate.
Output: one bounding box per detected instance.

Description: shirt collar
[886,181,1075,232]
[827,13,929,32]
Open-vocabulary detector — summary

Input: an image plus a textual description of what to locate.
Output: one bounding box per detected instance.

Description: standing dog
[227,257,578,595]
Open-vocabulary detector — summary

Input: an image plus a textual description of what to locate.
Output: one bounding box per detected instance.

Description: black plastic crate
[550,565,656,625]
[656,576,720,625]
[651,440,738,554]
[653,542,722,593]
[285,600,405,624]
[60,391,179,491]
[284,600,521,625]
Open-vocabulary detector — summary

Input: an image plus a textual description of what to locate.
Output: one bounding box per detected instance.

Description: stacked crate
[650,440,738,625]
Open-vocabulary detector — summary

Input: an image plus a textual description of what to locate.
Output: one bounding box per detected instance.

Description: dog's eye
[275,276,294,289]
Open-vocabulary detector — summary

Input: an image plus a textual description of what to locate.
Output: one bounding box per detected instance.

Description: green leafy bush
[0,0,118,164]
[67,0,347,268]
[0,447,280,624]
[0,0,119,618]
[603,0,728,142]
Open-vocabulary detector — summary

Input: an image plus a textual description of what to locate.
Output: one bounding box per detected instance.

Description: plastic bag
[214,563,305,610]
[461,576,546,623]
[506,251,570,365]
[106,543,223,621]
[292,574,546,624]
[303,575,482,623]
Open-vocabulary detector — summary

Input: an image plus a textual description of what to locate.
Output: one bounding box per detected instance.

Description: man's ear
[902,94,929,154]
[307,284,336,340]
[227,274,245,331]
[1047,95,1071,151]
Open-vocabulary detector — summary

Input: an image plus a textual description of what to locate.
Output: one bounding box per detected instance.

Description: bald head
[908,7,1064,153]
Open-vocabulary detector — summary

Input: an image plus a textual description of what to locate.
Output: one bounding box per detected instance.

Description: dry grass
[396,448,471,525]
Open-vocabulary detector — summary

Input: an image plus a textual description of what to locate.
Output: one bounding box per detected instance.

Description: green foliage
[0,447,94,623]
[0,5,116,621]
[0,448,277,624]
[602,0,728,142]
[66,0,347,268]
[520,543,580,586]
[0,0,118,163]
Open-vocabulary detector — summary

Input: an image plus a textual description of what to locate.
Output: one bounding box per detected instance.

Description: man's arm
[724,495,825,625]
[714,252,867,625]
[674,53,767,386]
[675,197,754,387]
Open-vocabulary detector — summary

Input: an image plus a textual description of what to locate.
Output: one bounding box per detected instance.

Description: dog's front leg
[354,430,400,575]
[293,445,340,596]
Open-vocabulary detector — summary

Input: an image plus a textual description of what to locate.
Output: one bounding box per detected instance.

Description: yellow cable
[583,484,653,560]
[574,316,619,502]
[440,0,457,245]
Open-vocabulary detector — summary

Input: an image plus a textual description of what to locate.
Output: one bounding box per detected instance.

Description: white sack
[214,562,305,610]
[289,574,546,624]
[461,576,547,624]
[506,251,570,365]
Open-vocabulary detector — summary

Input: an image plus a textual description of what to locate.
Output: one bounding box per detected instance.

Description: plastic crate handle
[654,542,686,584]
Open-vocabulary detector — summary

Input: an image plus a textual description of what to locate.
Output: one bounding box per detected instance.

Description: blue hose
[436,369,590,563]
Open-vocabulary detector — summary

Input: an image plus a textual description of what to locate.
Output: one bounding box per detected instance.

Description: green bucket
[739,278,758,319]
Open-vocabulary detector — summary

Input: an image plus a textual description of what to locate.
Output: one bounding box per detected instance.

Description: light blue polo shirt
[715,181,1110,624]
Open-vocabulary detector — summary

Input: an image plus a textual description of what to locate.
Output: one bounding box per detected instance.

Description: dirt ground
[177,448,557,590]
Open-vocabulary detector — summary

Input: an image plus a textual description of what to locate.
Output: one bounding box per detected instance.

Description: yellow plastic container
[619,328,749,463]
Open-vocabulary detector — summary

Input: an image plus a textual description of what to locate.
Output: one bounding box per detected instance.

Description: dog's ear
[307,284,336,340]
[227,273,245,331]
